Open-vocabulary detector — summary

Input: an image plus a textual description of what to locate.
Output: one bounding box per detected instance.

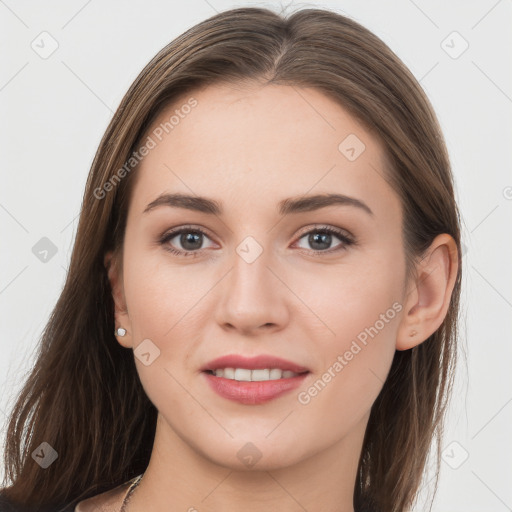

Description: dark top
[0,494,75,512]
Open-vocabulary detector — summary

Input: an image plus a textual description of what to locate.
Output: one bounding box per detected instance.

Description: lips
[201,354,310,374]
[200,354,311,405]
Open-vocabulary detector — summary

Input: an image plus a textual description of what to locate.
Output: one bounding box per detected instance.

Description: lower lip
[202,371,309,405]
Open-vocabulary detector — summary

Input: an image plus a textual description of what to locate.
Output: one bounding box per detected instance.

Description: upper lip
[201,354,310,373]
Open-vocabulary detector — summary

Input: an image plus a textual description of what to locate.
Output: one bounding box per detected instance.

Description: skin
[99,83,458,512]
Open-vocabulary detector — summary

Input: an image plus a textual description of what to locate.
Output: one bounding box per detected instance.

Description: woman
[0,6,462,512]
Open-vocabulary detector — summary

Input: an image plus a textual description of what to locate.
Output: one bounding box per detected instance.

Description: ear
[396,234,459,350]
[104,250,132,348]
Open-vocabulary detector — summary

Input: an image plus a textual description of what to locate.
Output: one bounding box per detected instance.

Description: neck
[126,412,368,512]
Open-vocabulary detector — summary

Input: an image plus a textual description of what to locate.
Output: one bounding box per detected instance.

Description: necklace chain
[119,473,144,512]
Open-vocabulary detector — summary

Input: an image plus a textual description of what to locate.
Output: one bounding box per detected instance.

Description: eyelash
[158,224,356,258]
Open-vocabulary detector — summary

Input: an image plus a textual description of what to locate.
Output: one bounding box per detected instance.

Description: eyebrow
[143,192,374,217]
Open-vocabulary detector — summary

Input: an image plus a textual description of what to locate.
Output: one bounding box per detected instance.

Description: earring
[409,330,417,337]
[116,327,127,337]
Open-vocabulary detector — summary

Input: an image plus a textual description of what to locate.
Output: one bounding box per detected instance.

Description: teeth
[269,368,282,380]
[223,368,234,379]
[234,368,252,381]
[252,369,270,381]
[212,368,301,381]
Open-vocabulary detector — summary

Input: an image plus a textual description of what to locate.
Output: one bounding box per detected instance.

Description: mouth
[201,366,311,405]
[203,367,309,381]
[201,353,310,374]
[200,354,311,405]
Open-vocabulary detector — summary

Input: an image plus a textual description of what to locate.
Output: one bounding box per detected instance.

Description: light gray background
[1,1,511,510]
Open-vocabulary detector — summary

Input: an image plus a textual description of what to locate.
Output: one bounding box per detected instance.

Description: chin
[197,437,309,472]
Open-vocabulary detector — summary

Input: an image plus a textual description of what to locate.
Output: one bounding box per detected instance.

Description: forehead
[128,83,399,222]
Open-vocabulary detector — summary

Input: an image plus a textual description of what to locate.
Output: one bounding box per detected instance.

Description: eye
[158,224,356,258]
[294,225,355,255]
[159,226,215,257]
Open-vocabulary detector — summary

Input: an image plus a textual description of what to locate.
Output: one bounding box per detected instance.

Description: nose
[214,241,290,335]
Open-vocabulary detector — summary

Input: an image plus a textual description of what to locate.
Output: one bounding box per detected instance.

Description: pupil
[181,232,202,250]
[310,232,330,250]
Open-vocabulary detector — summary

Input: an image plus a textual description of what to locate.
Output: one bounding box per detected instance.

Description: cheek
[295,293,399,450]
[123,262,203,417]
[122,249,214,392]
[123,241,197,333]
[296,251,403,345]
[295,256,402,419]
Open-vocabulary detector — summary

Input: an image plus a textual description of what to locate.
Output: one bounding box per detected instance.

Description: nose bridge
[215,232,288,331]
[230,233,274,299]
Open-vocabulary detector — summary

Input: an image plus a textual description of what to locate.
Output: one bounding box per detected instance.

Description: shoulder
[74,478,135,512]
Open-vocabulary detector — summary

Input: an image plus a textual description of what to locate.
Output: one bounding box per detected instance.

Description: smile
[206,368,303,381]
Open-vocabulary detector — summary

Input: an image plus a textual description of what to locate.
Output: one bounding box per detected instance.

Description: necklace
[119,473,144,512]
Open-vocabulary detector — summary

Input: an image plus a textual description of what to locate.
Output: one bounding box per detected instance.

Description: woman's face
[112,83,408,470]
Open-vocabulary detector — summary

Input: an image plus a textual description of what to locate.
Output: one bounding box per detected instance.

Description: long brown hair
[1,6,462,511]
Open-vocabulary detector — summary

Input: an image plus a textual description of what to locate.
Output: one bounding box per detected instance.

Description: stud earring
[116,327,127,337]
[409,330,417,337]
